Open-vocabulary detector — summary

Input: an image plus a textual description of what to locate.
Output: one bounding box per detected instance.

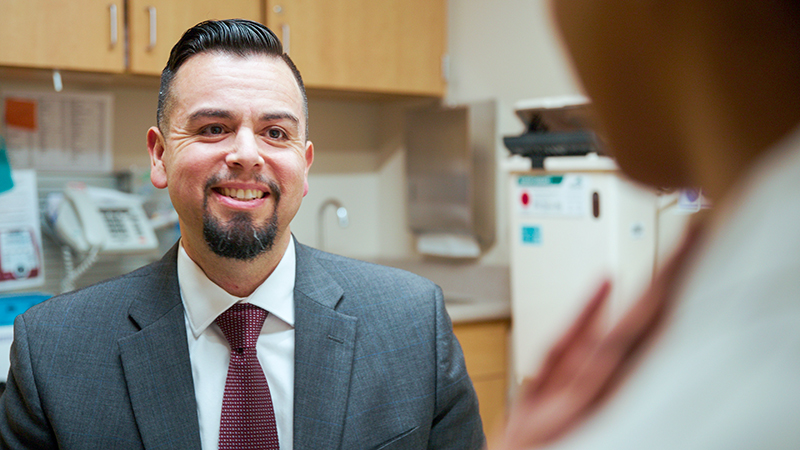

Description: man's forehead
[176,51,295,85]
[170,51,305,119]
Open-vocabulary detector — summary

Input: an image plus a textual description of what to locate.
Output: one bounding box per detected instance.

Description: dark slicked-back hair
[157,19,308,139]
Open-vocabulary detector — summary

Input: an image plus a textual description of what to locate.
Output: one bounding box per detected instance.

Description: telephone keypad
[101,209,134,241]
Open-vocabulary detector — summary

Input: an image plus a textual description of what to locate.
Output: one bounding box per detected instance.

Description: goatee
[203,211,279,260]
[202,175,281,261]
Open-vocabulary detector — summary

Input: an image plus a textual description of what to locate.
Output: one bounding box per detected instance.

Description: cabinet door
[0,0,125,73]
[453,320,510,437]
[266,0,446,96]
[128,0,263,75]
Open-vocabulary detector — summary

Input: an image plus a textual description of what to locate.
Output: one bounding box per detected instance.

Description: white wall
[290,99,416,259]
[445,0,582,264]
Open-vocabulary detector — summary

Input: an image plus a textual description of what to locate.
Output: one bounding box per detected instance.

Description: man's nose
[226,129,264,169]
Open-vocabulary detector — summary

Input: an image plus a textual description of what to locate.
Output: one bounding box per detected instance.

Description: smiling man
[148,48,312,297]
[0,20,484,450]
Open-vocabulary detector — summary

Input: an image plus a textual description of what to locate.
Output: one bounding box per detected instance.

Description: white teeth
[221,187,265,200]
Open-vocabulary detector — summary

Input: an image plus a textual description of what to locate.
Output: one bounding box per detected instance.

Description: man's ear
[147,127,168,189]
[302,140,314,197]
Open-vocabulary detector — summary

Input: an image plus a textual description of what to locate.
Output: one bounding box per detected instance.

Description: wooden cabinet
[265,0,446,96]
[453,319,510,438]
[127,0,262,75]
[0,0,260,75]
[0,0,126,73]
[1,1,447,97]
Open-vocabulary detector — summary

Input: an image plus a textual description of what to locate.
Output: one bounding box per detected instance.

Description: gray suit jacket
[0,241,484,449]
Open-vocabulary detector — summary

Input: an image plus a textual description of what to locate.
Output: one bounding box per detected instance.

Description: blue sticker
[0,293,51,326]
[521,225,542,245]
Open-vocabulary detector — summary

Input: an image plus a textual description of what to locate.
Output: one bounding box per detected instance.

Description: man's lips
[213,187,267,201]
[205,175,281,209]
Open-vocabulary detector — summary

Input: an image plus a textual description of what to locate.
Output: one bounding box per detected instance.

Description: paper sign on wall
[0,170,44,292]
[2,91,113,172]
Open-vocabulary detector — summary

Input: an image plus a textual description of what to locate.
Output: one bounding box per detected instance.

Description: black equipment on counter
[503,96,604,168]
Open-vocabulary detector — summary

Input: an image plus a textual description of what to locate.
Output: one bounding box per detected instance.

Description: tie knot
[216,303,267,352]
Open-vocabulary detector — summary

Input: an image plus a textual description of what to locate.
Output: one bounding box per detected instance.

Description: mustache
[204,173,281,204]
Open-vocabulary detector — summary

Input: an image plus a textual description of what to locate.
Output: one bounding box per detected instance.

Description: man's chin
[202,212,278,261]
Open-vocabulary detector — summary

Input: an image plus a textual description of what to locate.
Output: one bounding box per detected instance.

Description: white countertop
[370,258,511,324]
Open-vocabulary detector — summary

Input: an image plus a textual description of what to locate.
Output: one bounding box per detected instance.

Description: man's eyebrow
[188,109,235,122]
[260,112,300,126]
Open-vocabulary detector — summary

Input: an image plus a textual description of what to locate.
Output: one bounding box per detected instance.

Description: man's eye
[203,125,225,135]
[267,128,285,139]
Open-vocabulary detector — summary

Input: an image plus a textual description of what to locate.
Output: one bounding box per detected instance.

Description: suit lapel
[114,242,358,449]
[293,243,358,450]
[118,245,202,450]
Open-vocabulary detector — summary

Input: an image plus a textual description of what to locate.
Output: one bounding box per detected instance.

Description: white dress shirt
[177,237,296,450]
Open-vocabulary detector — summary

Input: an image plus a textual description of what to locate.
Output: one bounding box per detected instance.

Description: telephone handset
[55,187,108,252]
[54,185,158,254]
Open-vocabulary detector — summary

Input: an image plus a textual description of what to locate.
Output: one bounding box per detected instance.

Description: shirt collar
[178,236,296,338]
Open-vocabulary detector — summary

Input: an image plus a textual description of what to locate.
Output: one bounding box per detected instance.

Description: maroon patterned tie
[215,303,280,449]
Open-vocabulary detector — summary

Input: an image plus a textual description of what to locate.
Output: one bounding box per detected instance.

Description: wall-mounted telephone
[54,185,158,254]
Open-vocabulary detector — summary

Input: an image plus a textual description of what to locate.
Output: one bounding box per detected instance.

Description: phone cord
[60,246,100,294]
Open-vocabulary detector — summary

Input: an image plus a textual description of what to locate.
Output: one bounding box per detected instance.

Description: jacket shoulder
[22,255,170,325]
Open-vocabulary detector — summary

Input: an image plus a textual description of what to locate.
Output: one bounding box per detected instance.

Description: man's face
[148,51,313,261]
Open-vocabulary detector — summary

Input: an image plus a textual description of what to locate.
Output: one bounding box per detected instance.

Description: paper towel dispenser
[405,101,496,258]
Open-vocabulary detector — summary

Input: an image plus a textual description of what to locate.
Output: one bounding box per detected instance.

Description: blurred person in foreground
[495,1,800,449]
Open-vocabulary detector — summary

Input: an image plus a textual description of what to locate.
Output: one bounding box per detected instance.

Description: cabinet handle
[109,3,118,48]
[147,6,157,51]
[281,23,291,55]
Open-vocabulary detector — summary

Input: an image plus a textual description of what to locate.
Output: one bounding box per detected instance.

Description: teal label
[517,175,563,187]
[521,225,542,245]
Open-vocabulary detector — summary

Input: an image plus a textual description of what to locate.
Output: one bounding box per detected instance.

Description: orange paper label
[4,98,38,130]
